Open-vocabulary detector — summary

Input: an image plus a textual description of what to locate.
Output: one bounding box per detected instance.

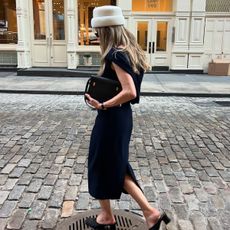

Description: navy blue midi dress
[88,47,144,199]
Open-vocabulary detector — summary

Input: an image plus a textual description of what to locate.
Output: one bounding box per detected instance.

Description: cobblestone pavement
[0,94,229,230]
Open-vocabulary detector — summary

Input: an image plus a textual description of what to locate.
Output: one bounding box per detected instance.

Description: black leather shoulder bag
[84,75,122,108]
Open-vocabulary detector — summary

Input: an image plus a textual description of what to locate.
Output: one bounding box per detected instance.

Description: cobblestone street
[0,94,229,230]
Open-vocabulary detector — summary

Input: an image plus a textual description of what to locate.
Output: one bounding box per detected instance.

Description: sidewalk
[0,71,230,96]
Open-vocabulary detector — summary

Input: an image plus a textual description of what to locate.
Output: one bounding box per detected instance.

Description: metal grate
[56,209,147,230]
[193,101,230,107]
[206,0,230,12]
[213,101,230,107]
[0,51,17,65]
[192,101,217,107]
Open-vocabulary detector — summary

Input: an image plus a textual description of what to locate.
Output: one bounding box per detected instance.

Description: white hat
[91,5,125,28]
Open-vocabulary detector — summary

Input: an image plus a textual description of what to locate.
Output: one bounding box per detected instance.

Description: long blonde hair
[96,26,149,75]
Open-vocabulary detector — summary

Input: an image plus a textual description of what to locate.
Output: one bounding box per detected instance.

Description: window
[33,0,46,40]
[132,0,172,12]
[156,22,168,51]
[33,0,65,40]
[137,22,148,51]
[0,0,17,44]
[52,0,65,40]
[78,0,116,46]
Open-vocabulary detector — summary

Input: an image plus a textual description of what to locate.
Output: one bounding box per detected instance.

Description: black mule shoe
[85,217,116,229]
[149,212,171,230]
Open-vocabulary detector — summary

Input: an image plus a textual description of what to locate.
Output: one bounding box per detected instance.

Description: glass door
[136,21,150,63]
[32,0,66,67]
[136,19,172,70]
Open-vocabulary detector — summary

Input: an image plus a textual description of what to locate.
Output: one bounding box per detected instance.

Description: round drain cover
[57,209,148,230]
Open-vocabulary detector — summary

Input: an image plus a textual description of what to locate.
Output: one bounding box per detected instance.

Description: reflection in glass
[33,0,46,39]
[137,22,148,51]
[0,0,17,44]
[156,22,168,51]
[52,0,65,40]
[78,0,116,46]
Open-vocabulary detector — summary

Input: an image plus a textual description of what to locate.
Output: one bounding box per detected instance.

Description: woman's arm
[85,62,136,109]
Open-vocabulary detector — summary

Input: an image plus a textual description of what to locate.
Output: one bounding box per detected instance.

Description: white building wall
[117,0,132,11]
[171,0,206,70]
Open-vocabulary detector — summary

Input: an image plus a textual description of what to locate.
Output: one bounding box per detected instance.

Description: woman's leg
[124,175,161,228]
[96,200,116,224]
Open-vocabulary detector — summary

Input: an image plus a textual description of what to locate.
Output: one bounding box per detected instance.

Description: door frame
[134,16,173,70]
[29,0,67,67]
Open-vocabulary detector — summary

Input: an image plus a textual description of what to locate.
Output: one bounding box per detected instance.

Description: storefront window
[0,0,17,44]
[78,0,116,46]
[132,0,172,12]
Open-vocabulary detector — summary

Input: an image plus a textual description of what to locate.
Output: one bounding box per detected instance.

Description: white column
[171,0,190,70]
[16,0,31,68]
[66,0,78,69]
[188,0,206,70]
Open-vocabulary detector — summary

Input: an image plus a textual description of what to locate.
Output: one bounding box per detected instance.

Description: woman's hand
[85,94,102,110]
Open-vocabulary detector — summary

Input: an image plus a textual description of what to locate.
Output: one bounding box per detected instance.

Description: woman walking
[85,5,171,230]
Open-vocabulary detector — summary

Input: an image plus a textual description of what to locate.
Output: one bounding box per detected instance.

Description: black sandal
[84,217,116,229]
[149,212,171,230]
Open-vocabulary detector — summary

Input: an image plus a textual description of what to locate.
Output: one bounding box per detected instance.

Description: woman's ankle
[96,211,116,224]
[143,208,161,227]
[143,207,159,217]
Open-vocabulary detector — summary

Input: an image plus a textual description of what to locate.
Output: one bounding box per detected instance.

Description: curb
[0,89,230,98]
[0,90,83,95]
[140,92,230,97]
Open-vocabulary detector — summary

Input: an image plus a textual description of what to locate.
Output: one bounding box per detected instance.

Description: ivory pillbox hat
[91,5,125,28]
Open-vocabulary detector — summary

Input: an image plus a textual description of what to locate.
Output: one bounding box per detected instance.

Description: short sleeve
[105,47,144,104]
[106,48,134,77]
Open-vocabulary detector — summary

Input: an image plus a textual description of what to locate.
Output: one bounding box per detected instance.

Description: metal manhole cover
[213,101,230,107]
[56,209,147,230]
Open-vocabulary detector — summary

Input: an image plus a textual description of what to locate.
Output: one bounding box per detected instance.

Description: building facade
[0,0,229,72]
